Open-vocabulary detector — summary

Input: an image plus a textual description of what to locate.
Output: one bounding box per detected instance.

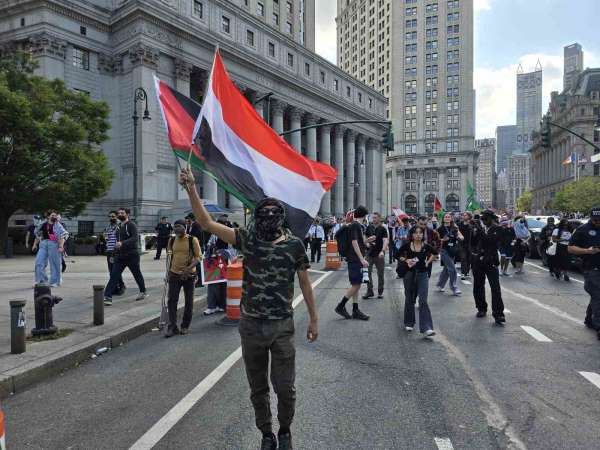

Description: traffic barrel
[0,401,5,450]
[324,240,342,270]
[218,261,243,326]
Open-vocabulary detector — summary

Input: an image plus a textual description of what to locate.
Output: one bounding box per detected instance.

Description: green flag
[466,180,482,211]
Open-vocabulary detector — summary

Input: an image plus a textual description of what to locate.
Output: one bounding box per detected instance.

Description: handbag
[396,259,409,278]
[546,242,557,256]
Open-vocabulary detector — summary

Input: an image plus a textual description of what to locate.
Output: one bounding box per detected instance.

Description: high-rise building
[516,62,543,154]
[563,43,584,92]
[496,125,518,174]
[475,138,496,208]
[507,154,530,211]
[336,0,477,214]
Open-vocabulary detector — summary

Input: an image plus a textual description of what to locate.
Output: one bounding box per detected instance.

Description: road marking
[434,437,454,450]
[129,271,333,450]
[580,372,600,390]
[520,326,553,342]
[524,261,584,284]
[308,268,328,274]
[502,286,581,325]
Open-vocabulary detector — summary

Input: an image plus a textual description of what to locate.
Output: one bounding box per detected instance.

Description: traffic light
[540,117,551,148]
[382,129,394,155]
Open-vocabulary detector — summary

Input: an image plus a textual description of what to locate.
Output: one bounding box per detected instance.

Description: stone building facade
[506,154,530,211]
[529,69,600,213]
[0,0,387,233]
[475,138,496,208]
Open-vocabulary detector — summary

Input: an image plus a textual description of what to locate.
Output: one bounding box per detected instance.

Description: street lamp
[132,87,151,222]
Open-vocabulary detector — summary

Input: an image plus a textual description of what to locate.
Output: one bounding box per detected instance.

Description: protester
[103,211,125,296]
[186,213,205,288]
[330,217,342,240]
[154,216,173,260]
[387,216,397,264]
[25,220,37,253]
[458,212,473,280]
[335,206,370,320]
[55,214,69,275]
[417,216,440,278]
[470,210,506,324]
[540,217,557,276]
[499,217,515,276]
[436,213,464,296]
[33,210,67,287]
[307,218,325,263]
[394,217,410,275]
[363,212,388,299]
[179,168,317,450]
[398,226,437,337]
[165,219,201,337]
[551,218,572,281]
[568,206,600,340]
[103,208,147,305]
[512,215,530,274]
[204,215,233,316]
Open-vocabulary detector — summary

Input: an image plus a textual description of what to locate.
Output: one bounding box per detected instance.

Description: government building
[0,0,387,233]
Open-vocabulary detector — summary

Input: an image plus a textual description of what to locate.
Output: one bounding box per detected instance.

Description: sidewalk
[0,253,207,399]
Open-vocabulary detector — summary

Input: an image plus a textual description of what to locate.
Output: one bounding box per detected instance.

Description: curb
[0,294,207,400]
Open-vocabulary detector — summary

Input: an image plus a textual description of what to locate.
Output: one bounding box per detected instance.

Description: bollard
[10,299,27,354]
[32,284,62,336]
[93,285,105,325]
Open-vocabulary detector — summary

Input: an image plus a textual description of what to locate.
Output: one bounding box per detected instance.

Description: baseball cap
[590,206,600,219]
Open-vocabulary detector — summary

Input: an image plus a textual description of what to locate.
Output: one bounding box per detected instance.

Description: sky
[314,0,600,138]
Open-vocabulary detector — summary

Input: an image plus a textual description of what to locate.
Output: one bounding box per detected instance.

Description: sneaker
[165,326,179,338]
[424,329,436,337]
[260,433,277,450]
[179,327,188,335]
[476,310,487,318]
[203,308,217,316]
[114,287,126,296]
[50,283,60,288]
[461,275,466,281]
[334,303,351,320]
[436,286,445,292]
[277,432,293,450]
[216,307,225,313]
[377,293,384,299]
[564,274,570,282]
[352,308,370,321]
[103,297,113,306]
[452,288,462,296]
[405,326,414,332]
[362,293,375,299]
[136,292,148,301]
[494,315,506,325]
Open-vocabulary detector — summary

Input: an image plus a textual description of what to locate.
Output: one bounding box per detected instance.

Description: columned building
[0,0,387,233]
[475,138,496,208]
[530,69,600,213]
[336,0,477,215]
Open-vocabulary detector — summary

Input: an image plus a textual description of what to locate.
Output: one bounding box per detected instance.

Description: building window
[77,220,94,236]
[405,195,418,214]
[334,79,339,91]
[446,194,460,211]
[80,26,87,36]
[358,92,362,103]
[72,47,89,70]
[246,30,255,46]
[273,12,279,25]
[320,70,326,84]
[193,0,203,17]
[424,194,436,213]
[20,17,25,27]
[267,41,276,57]
[287,52,294,67]
[257,2,264,16]
[286,1,292,13]
[221,16,231,33]
[304,62,311,76]
[286,21,293,34]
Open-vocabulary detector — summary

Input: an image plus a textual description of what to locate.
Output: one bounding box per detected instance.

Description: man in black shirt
[458,212,473,280]
[335,206,370,320]
[568,206,600,340]
[154,216,173,260]
[363,212,389,299]
[540,217,556,274]
[470,210,506,325]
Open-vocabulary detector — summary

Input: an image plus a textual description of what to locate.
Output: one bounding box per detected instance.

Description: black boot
[278,431,293,450]
[352,305,370,321]
[335,302,351,319]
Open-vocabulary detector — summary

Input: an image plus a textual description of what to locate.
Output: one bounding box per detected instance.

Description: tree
[516,190,533,213]
[551,177,600,213]
[0,52,113,246]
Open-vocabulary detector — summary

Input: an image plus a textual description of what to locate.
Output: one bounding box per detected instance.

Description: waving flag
[562,152,576,165]
[392,207,409,222]
[155,50,337,238]
[466,180,482,212]
[434,195,445,222]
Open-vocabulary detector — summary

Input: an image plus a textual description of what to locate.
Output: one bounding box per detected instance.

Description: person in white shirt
[308,219,326,263]
[551,218,573,281]
[330,217,342,240]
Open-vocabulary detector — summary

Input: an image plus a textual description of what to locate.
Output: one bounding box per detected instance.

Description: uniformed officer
[470,210,506,325]
[568,206,600,340]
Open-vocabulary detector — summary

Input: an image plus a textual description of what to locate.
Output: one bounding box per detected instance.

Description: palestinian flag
[434,195,445,222]
[155,50,337,238]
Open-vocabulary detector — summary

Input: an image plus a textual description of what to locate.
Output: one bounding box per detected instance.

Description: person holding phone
[436,213,464,295]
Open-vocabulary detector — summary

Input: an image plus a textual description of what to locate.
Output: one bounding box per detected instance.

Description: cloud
[314,0,337,63]
[474,0,493,12]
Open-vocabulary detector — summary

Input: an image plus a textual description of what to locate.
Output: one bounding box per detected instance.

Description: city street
[4,259,600,450]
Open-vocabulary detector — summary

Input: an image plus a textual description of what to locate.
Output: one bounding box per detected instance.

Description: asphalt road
[4,260,600,450]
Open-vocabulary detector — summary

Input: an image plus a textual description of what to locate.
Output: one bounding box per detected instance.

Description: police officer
[470,210,506,325]
[568,206,600,340]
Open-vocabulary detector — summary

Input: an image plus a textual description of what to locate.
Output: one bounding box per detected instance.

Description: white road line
[579,371,600,390]
[524,261,584,284]
[308,268,328,274]
[129,271,332,450]
[434,437,455,450]
[502,286,581,325]
[520,326,553,342]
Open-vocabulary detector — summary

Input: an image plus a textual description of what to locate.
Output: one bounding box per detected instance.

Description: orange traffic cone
[0,401,6,450]
[324,240,342,270]
[218,261,243,326]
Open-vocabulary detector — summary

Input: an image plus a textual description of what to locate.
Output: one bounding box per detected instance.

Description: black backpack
[167,235,196,270]
[335,225,351,258]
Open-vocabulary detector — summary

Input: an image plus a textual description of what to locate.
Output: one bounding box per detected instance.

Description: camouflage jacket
[234,227,310,320]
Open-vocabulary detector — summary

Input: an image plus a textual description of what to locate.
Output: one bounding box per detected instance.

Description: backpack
[167,235,196,271]
[335,225,351,258]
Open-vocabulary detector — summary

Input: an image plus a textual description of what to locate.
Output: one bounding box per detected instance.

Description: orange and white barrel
[225,262,243,321]
[0,401,5,450]
[324,240,342,270]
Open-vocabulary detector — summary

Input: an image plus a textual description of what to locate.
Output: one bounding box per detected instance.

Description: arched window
[446,194,460,212]
[424,194,435,213]
[405,195,418,214]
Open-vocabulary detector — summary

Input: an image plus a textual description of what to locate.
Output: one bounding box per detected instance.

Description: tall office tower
[516,62,542,154]
[495,124,518,174]
[475,138,496,208]
[563,43,584,92]
[337,0,477,214]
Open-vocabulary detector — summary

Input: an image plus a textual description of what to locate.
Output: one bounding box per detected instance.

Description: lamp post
[132,87,151,222]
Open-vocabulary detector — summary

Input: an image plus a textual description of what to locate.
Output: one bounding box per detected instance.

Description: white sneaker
[203,308,217,316]
[405,326,414,332]
[135,292,148,301]
[436,287,445,292]
[416,301,420,308]
[216,307,225,313]
[425,330,436,337]
[50,283,59,288]
[452,288,462,296]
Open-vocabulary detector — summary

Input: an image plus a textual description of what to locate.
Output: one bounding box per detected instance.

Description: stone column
[345,130,356,211]
[319,125,332,215]
[357,135,367,207]
[271,100,285,134]
[333,126,345,215]
[289,107,303,153]
[305,114,318,161]
[366,139,376,211]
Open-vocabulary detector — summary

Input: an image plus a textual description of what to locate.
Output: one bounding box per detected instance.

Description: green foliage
[516,190,533,212]
[0,52,113,239]
[552,177,600,213]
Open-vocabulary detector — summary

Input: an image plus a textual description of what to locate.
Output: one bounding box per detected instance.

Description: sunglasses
[256,207,283,217]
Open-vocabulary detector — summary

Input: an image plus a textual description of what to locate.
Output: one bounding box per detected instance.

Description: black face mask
[118,215,126,222]
[254,199,285,241]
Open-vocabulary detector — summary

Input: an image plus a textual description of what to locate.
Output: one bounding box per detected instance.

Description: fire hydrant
[32,284,62,336]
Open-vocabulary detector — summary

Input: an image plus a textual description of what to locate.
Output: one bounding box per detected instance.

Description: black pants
[155,237,169,259]
[310,238,322,262]
[553,244,569,272]
[459,244,471,276]
[168,273,195,329]
[584,269,600,330]
[104,254,145,299]
[106,251,125,293]
[472,263,505,317]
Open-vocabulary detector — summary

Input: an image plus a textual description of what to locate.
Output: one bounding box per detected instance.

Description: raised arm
[179,168,236,245]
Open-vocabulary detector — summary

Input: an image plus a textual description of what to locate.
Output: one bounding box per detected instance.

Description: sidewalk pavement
[0,252,208,399]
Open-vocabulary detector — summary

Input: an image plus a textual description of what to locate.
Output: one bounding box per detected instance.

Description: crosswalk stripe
[520,326,553,342]
[434,437,455,450]
[580,371,600,390]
